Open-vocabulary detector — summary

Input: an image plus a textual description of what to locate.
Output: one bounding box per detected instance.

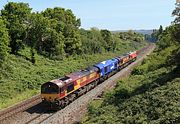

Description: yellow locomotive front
[41,82,60,105]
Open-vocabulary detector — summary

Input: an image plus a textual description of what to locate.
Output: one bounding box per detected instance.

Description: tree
[27,13,50,52]
[44,29,65,59]
[100,29,114,51]
[27,13,51,63]
[90,28,106,53]
[171,1,180,69]
[157,25,163,40]
[172,1,180,43]
[0,17,10,62]
[1,2,32,54]
[42,7,82,55]
[80,28,104,54]
[150,25,163,42]
[172,1,180,24]
[27,13,65,60]
[157,26,173,49]
[159,25,163,34]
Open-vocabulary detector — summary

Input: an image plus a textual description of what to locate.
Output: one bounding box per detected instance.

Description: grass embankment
[0,40,147,109]
[82,45,180,124]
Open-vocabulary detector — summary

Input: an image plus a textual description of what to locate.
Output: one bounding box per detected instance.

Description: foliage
[100,29,115,51]
[0,2,146,61]
[80,28,105,54]
[0,17,10,63]
[80,28,146,55]
[118,30,144,42]
[42,7,81,55]
[1,2,32,54]
[27,13,65,59]
[148,25,164,42]
[156,24,180,69]
[172,1,180,24]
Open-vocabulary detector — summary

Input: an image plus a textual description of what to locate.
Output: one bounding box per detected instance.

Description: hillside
[82,25,180,123]
[0,38,147,109]
[0,2,148,109]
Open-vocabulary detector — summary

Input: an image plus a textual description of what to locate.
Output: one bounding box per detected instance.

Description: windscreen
[41,82,59,94]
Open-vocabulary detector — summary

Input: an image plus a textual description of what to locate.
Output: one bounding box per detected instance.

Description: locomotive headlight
[41,97,45,101]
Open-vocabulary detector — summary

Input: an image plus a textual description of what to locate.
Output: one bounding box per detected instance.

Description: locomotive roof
[66,66,98,80]
[41,80,64,88]
[116,53,130,60]
[94,59,118,69]
[49,79,66,86]
[43,66,98,87]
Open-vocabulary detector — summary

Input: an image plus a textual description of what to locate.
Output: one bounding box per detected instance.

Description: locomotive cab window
[67,83,74,93]
[41,82,59,94]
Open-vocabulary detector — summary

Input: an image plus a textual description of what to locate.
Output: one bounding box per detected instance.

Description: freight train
[41,51,137,108]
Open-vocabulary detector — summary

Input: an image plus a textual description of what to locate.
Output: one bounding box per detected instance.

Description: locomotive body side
[41,50,138,109]
[94,59,118,78]
[41,66,100,108]
[115,51,137,69]
[64,66,100,96]
[129,51,137,61]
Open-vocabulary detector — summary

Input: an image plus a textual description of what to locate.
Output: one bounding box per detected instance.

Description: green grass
[0,90,39,109]
[0,40,147,109]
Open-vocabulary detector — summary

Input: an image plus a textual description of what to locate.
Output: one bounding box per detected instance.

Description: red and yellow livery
[41,51,137,108]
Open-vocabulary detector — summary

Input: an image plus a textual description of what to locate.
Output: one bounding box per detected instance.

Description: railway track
[0,95,41,122]
[0,43,155,124]
[24,111,55,124]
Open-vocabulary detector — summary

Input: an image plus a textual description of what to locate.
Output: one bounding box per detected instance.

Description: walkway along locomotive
[41,51,137,108]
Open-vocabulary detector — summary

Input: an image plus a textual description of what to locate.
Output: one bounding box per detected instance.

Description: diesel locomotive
[41,51,137,108]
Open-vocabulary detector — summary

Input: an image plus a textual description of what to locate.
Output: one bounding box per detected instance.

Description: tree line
[0,2,144,64]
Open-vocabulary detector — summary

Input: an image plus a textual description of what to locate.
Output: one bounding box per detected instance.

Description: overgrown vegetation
[0,17,9,63]
[0,2,147,109]
[82,2,180,124]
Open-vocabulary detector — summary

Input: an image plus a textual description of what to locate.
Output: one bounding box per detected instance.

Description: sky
[0,0,176,30]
